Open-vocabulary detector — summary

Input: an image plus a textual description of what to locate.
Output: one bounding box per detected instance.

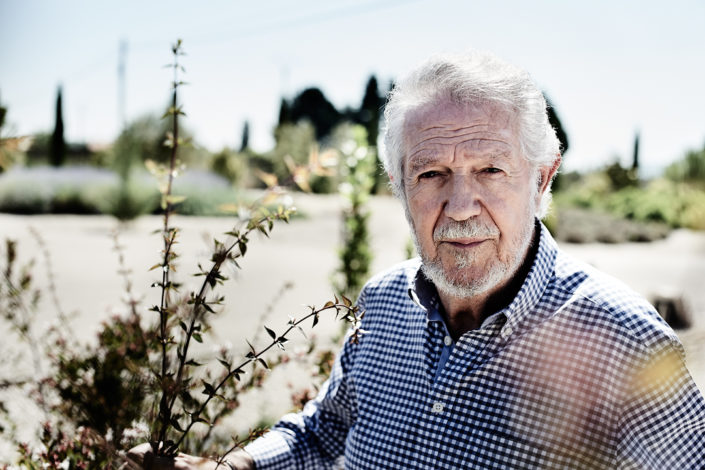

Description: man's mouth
[439,238,488,249]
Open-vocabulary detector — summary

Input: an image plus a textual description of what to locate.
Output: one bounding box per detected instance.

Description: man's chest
[343,314,624,469]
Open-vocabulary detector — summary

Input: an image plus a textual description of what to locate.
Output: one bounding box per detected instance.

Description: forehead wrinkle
[408,135,511,164]
[407,132,502,160]
[414,122,493,141]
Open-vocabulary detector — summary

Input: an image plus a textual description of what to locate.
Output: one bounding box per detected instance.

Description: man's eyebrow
[407,149,512,173]
[407,154,440,173]
[486,151,512,162]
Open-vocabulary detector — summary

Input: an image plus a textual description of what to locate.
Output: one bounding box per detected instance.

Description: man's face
[402,100,542,299]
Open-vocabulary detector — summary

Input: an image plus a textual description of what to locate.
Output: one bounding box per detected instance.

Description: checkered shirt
[245,224,705,469]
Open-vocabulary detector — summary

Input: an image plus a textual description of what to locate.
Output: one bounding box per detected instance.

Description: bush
[556,172,705,232]
[604,179,705,229]
[0,41,364,467]
[0,166,116,214]
[665,145,705,186]
[0,166,247,218]
[210,148,248,186]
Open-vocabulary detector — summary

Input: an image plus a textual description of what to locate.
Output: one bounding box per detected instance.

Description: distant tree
[665,142,705,185]
[544,94,569,191]
[277,98,292,126]
[50,85,66,167]
[269,121,317,180]
[355,75,387,193]
[0,102,28,172]
[290,88,341,140]
[605,159,637,190]
[111,113,203,168]
[240,120,250,152]
[545,94,569,155]
[357,75,384,147]
[632,131,640,171]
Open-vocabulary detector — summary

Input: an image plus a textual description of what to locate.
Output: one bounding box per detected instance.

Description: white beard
[412,205,536,300]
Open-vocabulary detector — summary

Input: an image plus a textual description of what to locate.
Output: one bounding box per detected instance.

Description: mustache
[433,219,499,242]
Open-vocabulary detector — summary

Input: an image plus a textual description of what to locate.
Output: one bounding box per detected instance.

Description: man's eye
[419,171,440,179]
[483,167,502,174]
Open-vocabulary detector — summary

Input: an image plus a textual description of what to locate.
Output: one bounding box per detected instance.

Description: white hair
[381,50,561,218]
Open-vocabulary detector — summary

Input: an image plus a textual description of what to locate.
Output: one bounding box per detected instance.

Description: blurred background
[1,0,704,464]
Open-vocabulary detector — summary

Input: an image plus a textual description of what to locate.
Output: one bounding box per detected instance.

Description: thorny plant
[333,124,375,300]
[0,230,153,467]
[146,40,364,462]
[0,239,49,416]
[0,39,365,468]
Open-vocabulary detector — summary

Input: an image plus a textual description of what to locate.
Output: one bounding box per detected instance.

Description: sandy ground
[1,194,704,456]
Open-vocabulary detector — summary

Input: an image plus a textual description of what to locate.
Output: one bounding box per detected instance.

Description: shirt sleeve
[244,290,365,470]
[616,339,705,469]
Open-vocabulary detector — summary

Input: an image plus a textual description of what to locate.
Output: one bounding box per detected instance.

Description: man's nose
[443,174,482,221]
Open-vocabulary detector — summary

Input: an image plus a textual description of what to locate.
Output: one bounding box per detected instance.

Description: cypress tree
[289,88,341,140]
[358,75,383,147]
[277,98,292,126]
[240,120,250,152]
[545,94,569,155]
[632,131,640,171]
[544,94,569,191]
[50,85,66,167]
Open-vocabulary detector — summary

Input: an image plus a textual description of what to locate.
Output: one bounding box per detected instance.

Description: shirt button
[431,402,444,413]
[443,335,452,346]
[503,326,513,337]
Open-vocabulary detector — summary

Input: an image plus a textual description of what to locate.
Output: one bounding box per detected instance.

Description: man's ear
[538,154,562,195]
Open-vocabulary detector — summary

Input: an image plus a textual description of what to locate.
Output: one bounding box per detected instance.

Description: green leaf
[166,195,187,205]
[231,367,245,381]
[179,321,188,332]
[202,382,216,396]
[264,326,276,340]
[296,325,307,338]
[193,333,203,343]
[218,358,231,370]
[257,358,269,370]
[170,417,184,433]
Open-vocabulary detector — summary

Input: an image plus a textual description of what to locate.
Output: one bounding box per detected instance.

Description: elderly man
[130,51,705,469]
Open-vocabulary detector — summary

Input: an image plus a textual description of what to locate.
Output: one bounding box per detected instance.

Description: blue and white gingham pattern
[245,223,705,469]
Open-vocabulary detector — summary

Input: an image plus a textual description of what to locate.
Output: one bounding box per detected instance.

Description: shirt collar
[500,222,557,338]
[407,221,558,339]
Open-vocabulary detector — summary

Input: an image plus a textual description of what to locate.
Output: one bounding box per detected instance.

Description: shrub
[332,124,375,299]
[0,166,116,214]
[556,171,705,232]
[0,40,364,468]
[0,166,250,218]
[665,145,705,186]
[210,148,248,186]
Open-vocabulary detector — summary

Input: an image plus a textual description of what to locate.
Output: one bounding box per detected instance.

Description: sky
[1,0,704,176]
